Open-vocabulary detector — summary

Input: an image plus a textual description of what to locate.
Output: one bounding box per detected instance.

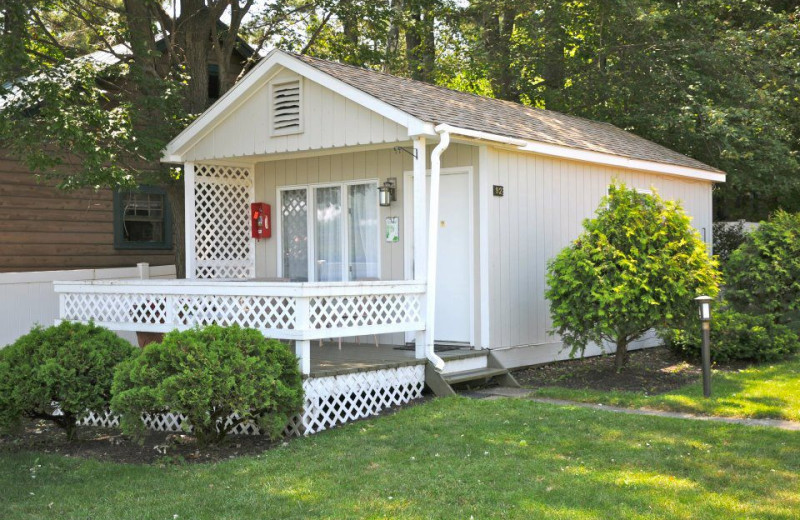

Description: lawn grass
[1,397,798,519]
[531,356,800,422]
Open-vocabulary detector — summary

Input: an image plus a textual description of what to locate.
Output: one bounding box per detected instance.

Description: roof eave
[436,124,726,183]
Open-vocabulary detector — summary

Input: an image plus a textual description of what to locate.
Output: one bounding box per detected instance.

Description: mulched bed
[513,346,747,394]
[0,421,282,465]
[0,396,430,465]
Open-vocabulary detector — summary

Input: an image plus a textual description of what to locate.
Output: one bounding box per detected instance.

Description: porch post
[412,137,427,359]
[295,296,311,375]
[295,340,311,375]
[184,162,196,279]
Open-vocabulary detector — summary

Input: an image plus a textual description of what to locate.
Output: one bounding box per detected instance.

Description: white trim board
[402,167,475,347]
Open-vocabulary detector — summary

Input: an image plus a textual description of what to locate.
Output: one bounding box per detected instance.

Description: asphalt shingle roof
[291,52,721,174]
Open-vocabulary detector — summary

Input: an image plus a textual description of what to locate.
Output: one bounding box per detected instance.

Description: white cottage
[55,50,725,434]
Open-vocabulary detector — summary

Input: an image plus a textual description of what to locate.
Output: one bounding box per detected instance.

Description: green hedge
[725,210,800,330]
[664,306,800,363]
[0,322,137,440]
[111,325,303,445]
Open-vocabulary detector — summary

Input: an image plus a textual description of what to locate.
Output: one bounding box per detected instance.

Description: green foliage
[725,210,800,330]
[0,322,137,440]
[546,183,720,369]
[712,220,748,265]
[111,325,303,445]
[0,58,189,192]
[665,305,800,363]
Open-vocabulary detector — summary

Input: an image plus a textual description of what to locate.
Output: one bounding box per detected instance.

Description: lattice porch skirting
[75,365,425,437]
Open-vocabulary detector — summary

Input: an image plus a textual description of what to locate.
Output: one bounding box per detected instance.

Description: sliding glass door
[280,181,379,282]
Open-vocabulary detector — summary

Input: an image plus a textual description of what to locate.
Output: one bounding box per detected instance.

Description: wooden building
[0,35,253,273]
[55,50,725,434]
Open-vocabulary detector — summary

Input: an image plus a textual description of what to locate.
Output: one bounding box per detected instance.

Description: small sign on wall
[385,216,399,242]
[493,185,504,197]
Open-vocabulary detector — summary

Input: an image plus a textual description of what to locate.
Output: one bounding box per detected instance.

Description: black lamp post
[694,295,713,398]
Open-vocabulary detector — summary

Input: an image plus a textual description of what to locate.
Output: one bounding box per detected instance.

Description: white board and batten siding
[0,264,176,347]
[481,146,714,368]
[183,68,409,162]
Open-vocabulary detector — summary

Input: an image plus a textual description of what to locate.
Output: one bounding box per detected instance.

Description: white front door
[405,169,473,345]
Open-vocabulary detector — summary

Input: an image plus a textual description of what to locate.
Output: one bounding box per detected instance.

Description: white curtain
[348,183,379,280]
[315,186,343,281]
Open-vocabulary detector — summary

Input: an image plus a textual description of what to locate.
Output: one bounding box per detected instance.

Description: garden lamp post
[694,295,713,398]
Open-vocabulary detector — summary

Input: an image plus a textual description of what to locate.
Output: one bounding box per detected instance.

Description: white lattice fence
[309,294,422,330]
[286,365,426,436]
[194,164,254,280]
[60,292,297,330]
[74,365,425,437]
[56,280,426,341]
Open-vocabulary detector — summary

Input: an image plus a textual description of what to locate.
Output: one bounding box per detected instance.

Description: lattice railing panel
[61,292,297,331]
[62,293,168,324]
[71,365,425,437]
[285,365,425,436]
[194,164,254,280]
[309,294,423,330]
[171,294,296,329]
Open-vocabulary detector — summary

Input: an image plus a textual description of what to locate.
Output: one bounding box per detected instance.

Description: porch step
[443,367,509,385]
[425,350,521,397]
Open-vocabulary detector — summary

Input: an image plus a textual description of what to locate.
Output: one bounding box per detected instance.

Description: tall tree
[0,0,317,276]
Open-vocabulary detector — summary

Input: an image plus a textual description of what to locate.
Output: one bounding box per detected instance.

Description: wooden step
[443,367,510,385]
[425,350,521,397]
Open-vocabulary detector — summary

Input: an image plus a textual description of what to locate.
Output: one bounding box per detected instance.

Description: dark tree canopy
[1,0,797,274]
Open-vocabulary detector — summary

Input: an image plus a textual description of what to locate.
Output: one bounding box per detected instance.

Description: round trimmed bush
[664,305,800,363]
[0,321,137,440]
[111,325,303,445]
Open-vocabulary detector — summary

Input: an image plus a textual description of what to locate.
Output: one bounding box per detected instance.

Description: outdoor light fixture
[694,295,713,397]
[379,177,397,207]
[695,295,712,321]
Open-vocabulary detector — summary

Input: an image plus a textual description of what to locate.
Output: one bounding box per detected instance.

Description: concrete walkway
[469,387,800,431]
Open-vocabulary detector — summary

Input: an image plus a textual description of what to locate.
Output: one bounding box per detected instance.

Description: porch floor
[308,341,483,378]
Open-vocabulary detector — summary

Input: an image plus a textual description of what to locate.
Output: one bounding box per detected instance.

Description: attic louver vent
[271,80,302,136]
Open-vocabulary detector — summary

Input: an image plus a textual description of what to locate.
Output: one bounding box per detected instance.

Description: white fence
[0,264,176,347]
[54,279,425,341]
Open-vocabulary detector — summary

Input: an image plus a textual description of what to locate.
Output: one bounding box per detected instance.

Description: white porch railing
[53,279,425,342]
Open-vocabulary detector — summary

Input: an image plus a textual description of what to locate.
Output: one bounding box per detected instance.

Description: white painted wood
[482,147,715,359]
[192,163,255,279]
[439,354,488,375]
[0,265,176,348]
[403,166,475,347]
[184,162,197,278]
[434,124,725,183]
[54,279,426,343]
[412,137,427,359]
[169,51,422,163]
[295,340,311,375]
[259,144,478,349]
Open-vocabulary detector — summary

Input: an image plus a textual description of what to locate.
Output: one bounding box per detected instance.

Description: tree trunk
[177,1,213,114]
[541,1,567,110]
[614,337,629,372]
[477,2,519,101]
[385,0,404,72]
[405,5,423,80]
[166,180,186,278]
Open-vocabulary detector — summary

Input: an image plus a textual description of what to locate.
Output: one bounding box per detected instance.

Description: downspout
[424,125,451,371]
